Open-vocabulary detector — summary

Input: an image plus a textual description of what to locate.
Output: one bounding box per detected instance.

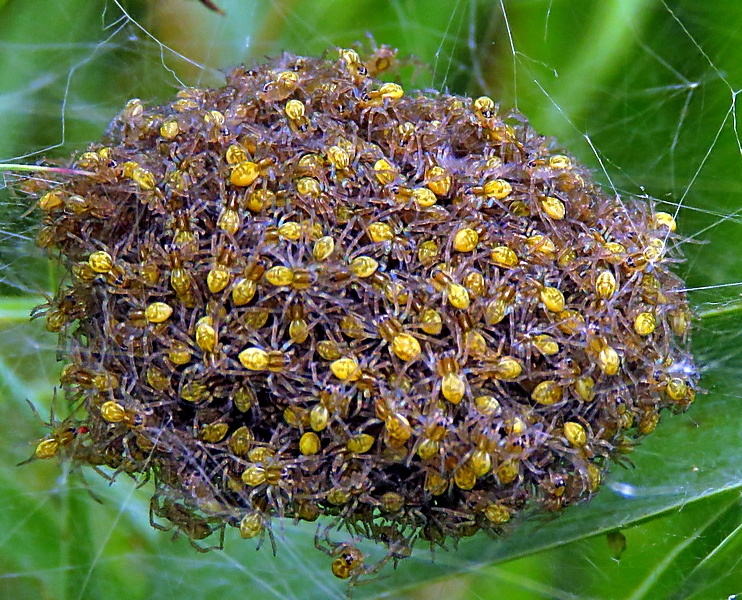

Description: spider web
[0,1,741,599]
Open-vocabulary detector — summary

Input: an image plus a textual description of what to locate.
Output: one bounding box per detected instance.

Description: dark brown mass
[29,46,698,581]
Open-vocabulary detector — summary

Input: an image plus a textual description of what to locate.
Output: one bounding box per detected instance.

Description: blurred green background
[1,1,741,599]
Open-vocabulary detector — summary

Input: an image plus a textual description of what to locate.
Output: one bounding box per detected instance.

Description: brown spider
[149,495,226,553]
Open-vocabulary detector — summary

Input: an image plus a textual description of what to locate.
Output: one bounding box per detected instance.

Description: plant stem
[0,297,39,323]
[0,163,94,177]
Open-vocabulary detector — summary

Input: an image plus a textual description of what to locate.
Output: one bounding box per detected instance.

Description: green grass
[1,1,741,599]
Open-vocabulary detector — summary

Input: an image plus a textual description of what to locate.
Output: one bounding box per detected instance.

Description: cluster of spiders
[24,45,698,587]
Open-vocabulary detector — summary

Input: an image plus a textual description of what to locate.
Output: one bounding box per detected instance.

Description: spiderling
[24,46,698,586]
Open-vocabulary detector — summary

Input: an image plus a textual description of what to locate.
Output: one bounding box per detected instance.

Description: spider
[314,525,393,594]
[19,397,88,465]
[149,495,226,552]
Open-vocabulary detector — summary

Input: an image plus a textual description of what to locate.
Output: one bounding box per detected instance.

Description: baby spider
[149,495,225,553]
[19,397,88,465]
[315,526,391,593]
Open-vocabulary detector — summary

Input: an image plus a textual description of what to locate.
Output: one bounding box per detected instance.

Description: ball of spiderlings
[30,45,698,576]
